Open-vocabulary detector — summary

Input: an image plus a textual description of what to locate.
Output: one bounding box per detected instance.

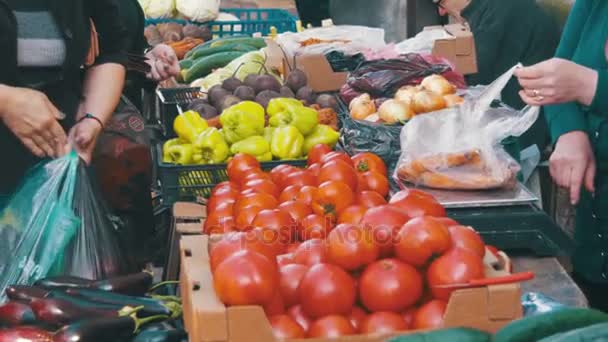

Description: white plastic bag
[396,28,452,55]
[395,64,540,190]
[176,0,220,22]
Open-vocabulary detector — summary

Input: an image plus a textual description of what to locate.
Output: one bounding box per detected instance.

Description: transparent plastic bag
[0,152,80,302]
[395,64,540,190]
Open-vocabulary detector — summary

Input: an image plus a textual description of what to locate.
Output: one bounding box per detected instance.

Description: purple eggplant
[53,313,167,342]
[34,276,93,289]
[30,298,117,326]
[64,288,175,318]
[89,272,154,296]
[0,326,53,342]
[5,286,50,303]
[0,301,35,327]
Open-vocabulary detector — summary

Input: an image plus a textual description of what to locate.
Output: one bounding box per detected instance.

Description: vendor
[0,0,127,195]
[433,0,560,151]
[514,0,608,312]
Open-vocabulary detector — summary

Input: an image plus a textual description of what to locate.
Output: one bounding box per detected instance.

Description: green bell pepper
[219,101,265,145]
[193,127,230,164]
[271,125,304,160]
[267,98,319,135]
[162,139,193,165]
[303,124,340,154]
[230,136,273,162]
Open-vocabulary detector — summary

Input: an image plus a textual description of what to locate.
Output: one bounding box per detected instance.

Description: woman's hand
[0,85,68,158]
[145,44,180,82]
[551,131,596,205]
[514,58,598,107]
[69,118,103,164]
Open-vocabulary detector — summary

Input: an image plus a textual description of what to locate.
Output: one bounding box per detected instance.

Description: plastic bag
[176,0,220,22]
[0,152,80,302]
[395,28,452,55]
[522,292,567,317]
[395,64,540,190]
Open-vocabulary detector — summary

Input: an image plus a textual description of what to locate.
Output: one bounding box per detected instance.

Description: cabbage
[176,0,220,22]
[139,0,175,19]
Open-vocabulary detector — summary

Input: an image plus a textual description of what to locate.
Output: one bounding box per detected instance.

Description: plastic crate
[145,8,297,37]
[155,144,306,206]
[156,87,206,138]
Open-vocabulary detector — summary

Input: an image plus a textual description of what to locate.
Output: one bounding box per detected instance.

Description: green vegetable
[267,98,319,135]
[209,37,266,49]
[263,127,275,144]
[230,136,272,162]
[179,59,194,70]
[538,322,608,342]
[303,125,340,154]
[495,308,608,342]
[189,43,257,61]
[388,328,492,342]
[271,126,304,160]
[193,128,230,164]
[192,35,252,51]
[184,51,247,83]
[219,101,265,145]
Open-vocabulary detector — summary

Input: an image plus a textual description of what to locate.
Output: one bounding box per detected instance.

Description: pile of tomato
[204,144,490,339]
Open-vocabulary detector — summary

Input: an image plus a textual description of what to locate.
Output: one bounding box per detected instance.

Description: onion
[378,99,415,124]
[412,90,447,114]
[421,74,456,96]
[444,94,464,107]
[349,93,376,120]
[394,85,421,106]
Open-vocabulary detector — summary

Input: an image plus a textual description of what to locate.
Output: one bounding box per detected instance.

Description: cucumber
[179,59,194,70]
[538,322,608,342]
[186,35,256,58]
[183,51,247,83]
[495,308,608,342]
[189,43,257,60]
[209,37,266,49]
[388,328,492,342]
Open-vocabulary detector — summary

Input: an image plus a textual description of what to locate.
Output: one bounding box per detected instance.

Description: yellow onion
[444,94,465,107]
[378,99,415,124]
[412,90,447,114]
[349,93,376,120]
[421,74,456,96]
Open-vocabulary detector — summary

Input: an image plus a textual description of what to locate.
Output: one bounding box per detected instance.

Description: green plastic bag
[0,151,80,302]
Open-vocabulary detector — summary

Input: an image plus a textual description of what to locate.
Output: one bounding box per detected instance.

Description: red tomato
[210,181,240,197]
[360,311,408,334]
[337,205,367,225]
[401,307,417,328]
[360,205,410,257]
[394,216,452,267]
[204,201,234,233]
[312,181,355,220]
[299,214,334,241]
[279,264,309,307]
[247,227,290,257]
[348,306,368,332]
[308,144,333,166]
[318,160,358,192]
[357,171,389,197]
[242,179,280,199]
[209,232,274,271]
[307,315,356,338]
[264,292,285,316]
[359,259,423,312]
[207,187,239,213]
[277,253,296,267]
[227,153,261,182]
[279,201,313,234]
[213,250,278,306]
[427,249,485,300]
[448,225,486,258]
[252,209,295,244]
[270,164,298,189]
[390,190,446,218]
[321,152,354,167]
[283,170,317,189]
[308,163,321,179]
[435,217,460,227]
[279,185,302,203]
[286,242,301,254]
[233,192,278,217]
[204,215,236,235]
[357,191,387,209]
[287,305,312,333]
[326,224,379,271]
[352,152,388,176]
[234,205,264,232]
[241,171,273,185]
[293,239,328,266]
[298,264,356,318]
[295,186,317,207]
[412,300,447,330]
[269,315,306,339]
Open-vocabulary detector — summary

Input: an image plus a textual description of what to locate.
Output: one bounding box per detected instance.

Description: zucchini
[186,35,253,58]
[209,37,266,49]
[183,51,247,83]
[189,43,257,60]
[388,328,492,342]
[495,308,608,342]
[179,59,194,70]
[538,322,608,342]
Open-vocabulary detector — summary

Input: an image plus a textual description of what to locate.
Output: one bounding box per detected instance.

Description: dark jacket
[0,0,128,193]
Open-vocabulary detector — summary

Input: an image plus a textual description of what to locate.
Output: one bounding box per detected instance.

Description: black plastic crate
[155,144,306,206]
[156,87,206,138]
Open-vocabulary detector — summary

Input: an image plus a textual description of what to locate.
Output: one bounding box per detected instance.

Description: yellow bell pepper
[192,127,230,164]
[230,136,272,162]
[271,126,304,160]
[173,110,208,143]
[303,125,340,154]
[219,101,265,145]
[267,98,319,135]
[162,139,194,165]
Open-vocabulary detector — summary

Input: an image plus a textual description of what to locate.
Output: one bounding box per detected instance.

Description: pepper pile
[162,98,340,165]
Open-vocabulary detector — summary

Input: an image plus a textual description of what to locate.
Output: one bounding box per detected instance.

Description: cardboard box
[180,235,522,342]
[265,39,348,92]
[165,202,206,280]
[428,24,478,75]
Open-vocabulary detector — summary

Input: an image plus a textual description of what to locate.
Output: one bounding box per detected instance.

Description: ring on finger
[532,89,540,97]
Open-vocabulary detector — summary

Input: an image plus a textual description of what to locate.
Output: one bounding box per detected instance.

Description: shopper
[0,0,128,195]
[514,0,608,312]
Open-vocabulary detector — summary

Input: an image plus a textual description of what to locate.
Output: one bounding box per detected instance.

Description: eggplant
[133,329,186,342]
[64,288,174,317]
[53,316,136,342]
[29,298,116,326]
[0,301,36,327]
[0,326,53,342]
[46,291,125,312]
[89,272,154,296]
[34,276,93,289]
[5,286,50,303]
[138,322,176,333]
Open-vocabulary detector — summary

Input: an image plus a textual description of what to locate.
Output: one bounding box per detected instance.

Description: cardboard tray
[180,235,522,342]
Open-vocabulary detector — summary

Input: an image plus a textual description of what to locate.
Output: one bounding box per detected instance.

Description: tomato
[279,185,302,203]
[436,217,459,227]
[299,264,356,318]
[277,253,296,267]
[357,191,387,209]
[242,179,280,199]
[299,214,334,241]
[360,205,410,257]
[279,264,309,307]
[252,209,296,241]
[326,224,379,271]
[337,205,367,225]
[264,292,285,316]
[209,232,274,271]
[390,190,446,218]
[286,242,301,254]
[307,315,356,338]
[210,181,240,197]
[359,259,423,312]
[234,192,278,217]
[279,201,313,235]
[287,305,312,333]
[401,307,417,328]
[241,170,273,183]
[312,181,355,220]
[448,225,486,258]
[308,144,333,166]
[394,216,452,267]
[270,164,298,189]
[427,249,485,300]
[295,186,317,207]
[204,215,236,235]
[321,151,354,167]
[269,315,306,339]
[357,171,389,197]
[283,170,317,189]
[247,227,289,257]
[293,239,328,266]
[412,300,447,330]
[204,201,234,233]
[360,311,408,334]
[352,152,388,175]
[235,205,264,231]
[307,163,321,179]
[348,306,368,332]
[207,187,239,213]
[318,160,358,192]
[213,249,278,306]
[227,153,261,182]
